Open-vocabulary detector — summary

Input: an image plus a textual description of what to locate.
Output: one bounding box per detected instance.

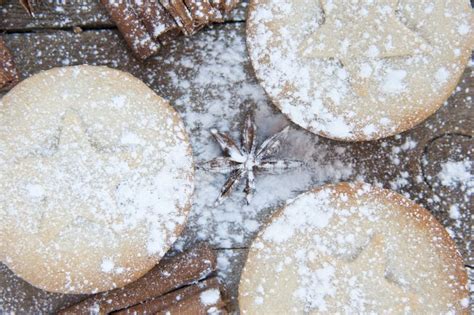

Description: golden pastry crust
[0,65,195,294]
[239,182,468,314]
[246,0,474,141]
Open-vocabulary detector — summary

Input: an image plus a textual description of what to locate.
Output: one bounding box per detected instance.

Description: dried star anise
[201,112,304,205]
[19,0,34,16]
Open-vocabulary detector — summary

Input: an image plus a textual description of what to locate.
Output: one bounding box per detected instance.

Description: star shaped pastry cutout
[201,112,304,206]
[10,111,138,243]
[344,235,417,296]
[300,0,429,96]
[311,235,420,311]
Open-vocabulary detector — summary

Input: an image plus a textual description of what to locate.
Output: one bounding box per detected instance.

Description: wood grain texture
[0,3,472,312]
[0,24,472,252]
[0,0,113,30]
[0,0,247,31]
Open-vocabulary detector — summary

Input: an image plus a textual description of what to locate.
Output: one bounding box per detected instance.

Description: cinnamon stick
[161,298,227,315]
[59,244,216,314]
[99,0,241,59]
[184,0,224,28]
[210,0,240,13]
[99,0,160,60]
[159,281,227,315]
[160,0,195,35]
[0,38,19,91]
[132,0,176,39]
[157,285,227,315]
[112,277,225,314]
[157,28,182,47]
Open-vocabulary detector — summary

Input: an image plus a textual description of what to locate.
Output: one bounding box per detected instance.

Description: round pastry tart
[246,0,474,141]
[239,183,468,313]
[0,66,194,294]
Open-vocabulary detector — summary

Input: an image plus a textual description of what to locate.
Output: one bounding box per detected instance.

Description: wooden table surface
[0,1,472,313]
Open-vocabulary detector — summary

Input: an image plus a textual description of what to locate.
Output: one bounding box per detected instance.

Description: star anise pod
[19,0,34,16]
[201,112,304,206]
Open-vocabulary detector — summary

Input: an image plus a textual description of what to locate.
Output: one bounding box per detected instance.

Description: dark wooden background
[0,0,472,313]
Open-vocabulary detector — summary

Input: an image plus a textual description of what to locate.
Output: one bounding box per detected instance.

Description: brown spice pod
[0,38,20,91]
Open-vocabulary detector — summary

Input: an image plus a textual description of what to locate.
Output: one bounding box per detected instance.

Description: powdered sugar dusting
[381,69,407,94]
[100,259,114,274]
[200,288,221,306]
[0,66,194,293]
[0,8,471,311]
[438,159,473,193]
[151,26,354,251]
[247,0,474,140]
[239,183,469,313]
[262,190,334,244]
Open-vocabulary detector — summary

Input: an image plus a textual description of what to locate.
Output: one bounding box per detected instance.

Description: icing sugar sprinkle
[247,0,473,140]
[240,184,469,313]
[200,288,221,306]
[0,2,472,311]
[100,259,115,274]
[0,66,194,293]
[438,159,473,193]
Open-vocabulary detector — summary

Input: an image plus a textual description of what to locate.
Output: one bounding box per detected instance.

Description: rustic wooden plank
[0,23,472,313]
[0,0,247,31]
[1,24,472,252]
[0,0,113,30]
[422,134,473,265]
[0,263,87,314]
[216,248,248,312]
[0,248,247,314]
